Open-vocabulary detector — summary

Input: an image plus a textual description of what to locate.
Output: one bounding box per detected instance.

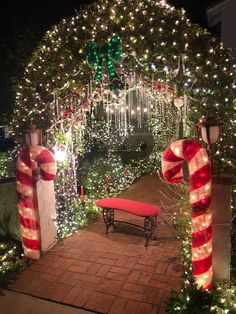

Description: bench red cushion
[96,198,160,217]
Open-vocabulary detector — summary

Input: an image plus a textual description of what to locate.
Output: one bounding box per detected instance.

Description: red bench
[96,198,166,247]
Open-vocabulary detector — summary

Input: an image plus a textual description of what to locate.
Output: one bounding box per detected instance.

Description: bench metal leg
[102,208,158,247]
[102,208,115,234]
[144,216,157,247]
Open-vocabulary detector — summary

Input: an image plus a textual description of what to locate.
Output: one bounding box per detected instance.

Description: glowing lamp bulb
[55,150,67,162]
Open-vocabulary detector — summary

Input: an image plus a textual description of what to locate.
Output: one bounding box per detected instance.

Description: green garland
[166,283,236,313]
[0,237,25,289]
[9,0,236,244]
[0,152,15,179]
[10,0,236,174]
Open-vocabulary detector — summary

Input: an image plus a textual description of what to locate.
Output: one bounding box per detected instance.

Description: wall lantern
[196,115,223,174]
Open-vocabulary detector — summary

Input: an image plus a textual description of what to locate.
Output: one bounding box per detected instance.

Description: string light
[2,0,235,306]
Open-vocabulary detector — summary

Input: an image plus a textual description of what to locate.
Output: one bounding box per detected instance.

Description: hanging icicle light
[86,72,179,137]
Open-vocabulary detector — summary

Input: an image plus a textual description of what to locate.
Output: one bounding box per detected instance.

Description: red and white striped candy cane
[162,139,212,290]
[16,145,57,260]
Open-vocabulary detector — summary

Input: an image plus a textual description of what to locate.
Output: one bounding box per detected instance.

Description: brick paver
[9,175,183,313]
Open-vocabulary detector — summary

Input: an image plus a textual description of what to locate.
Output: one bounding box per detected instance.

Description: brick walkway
[9,174,183,314]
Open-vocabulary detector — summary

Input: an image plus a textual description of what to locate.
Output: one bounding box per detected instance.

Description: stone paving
[9,174,183,314]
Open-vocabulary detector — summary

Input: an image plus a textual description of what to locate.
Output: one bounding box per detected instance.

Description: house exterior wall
[221,0,236,57]
[207,0,236,58]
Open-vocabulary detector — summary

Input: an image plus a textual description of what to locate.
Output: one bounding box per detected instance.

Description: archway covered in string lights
[11,0,236,238]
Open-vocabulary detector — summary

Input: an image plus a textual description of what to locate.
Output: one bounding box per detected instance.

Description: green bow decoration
[85,35,123,89]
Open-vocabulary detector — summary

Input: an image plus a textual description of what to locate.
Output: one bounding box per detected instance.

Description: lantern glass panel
[201,126,220,144]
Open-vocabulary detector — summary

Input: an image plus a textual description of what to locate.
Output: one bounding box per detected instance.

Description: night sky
[0,0,217,123]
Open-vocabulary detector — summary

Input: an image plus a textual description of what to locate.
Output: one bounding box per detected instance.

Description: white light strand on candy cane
[16,124,57,260]
[162,139,212,290]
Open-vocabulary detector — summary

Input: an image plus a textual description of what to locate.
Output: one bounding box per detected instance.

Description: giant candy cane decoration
[162,139,212,290]
[16,145,57,260]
